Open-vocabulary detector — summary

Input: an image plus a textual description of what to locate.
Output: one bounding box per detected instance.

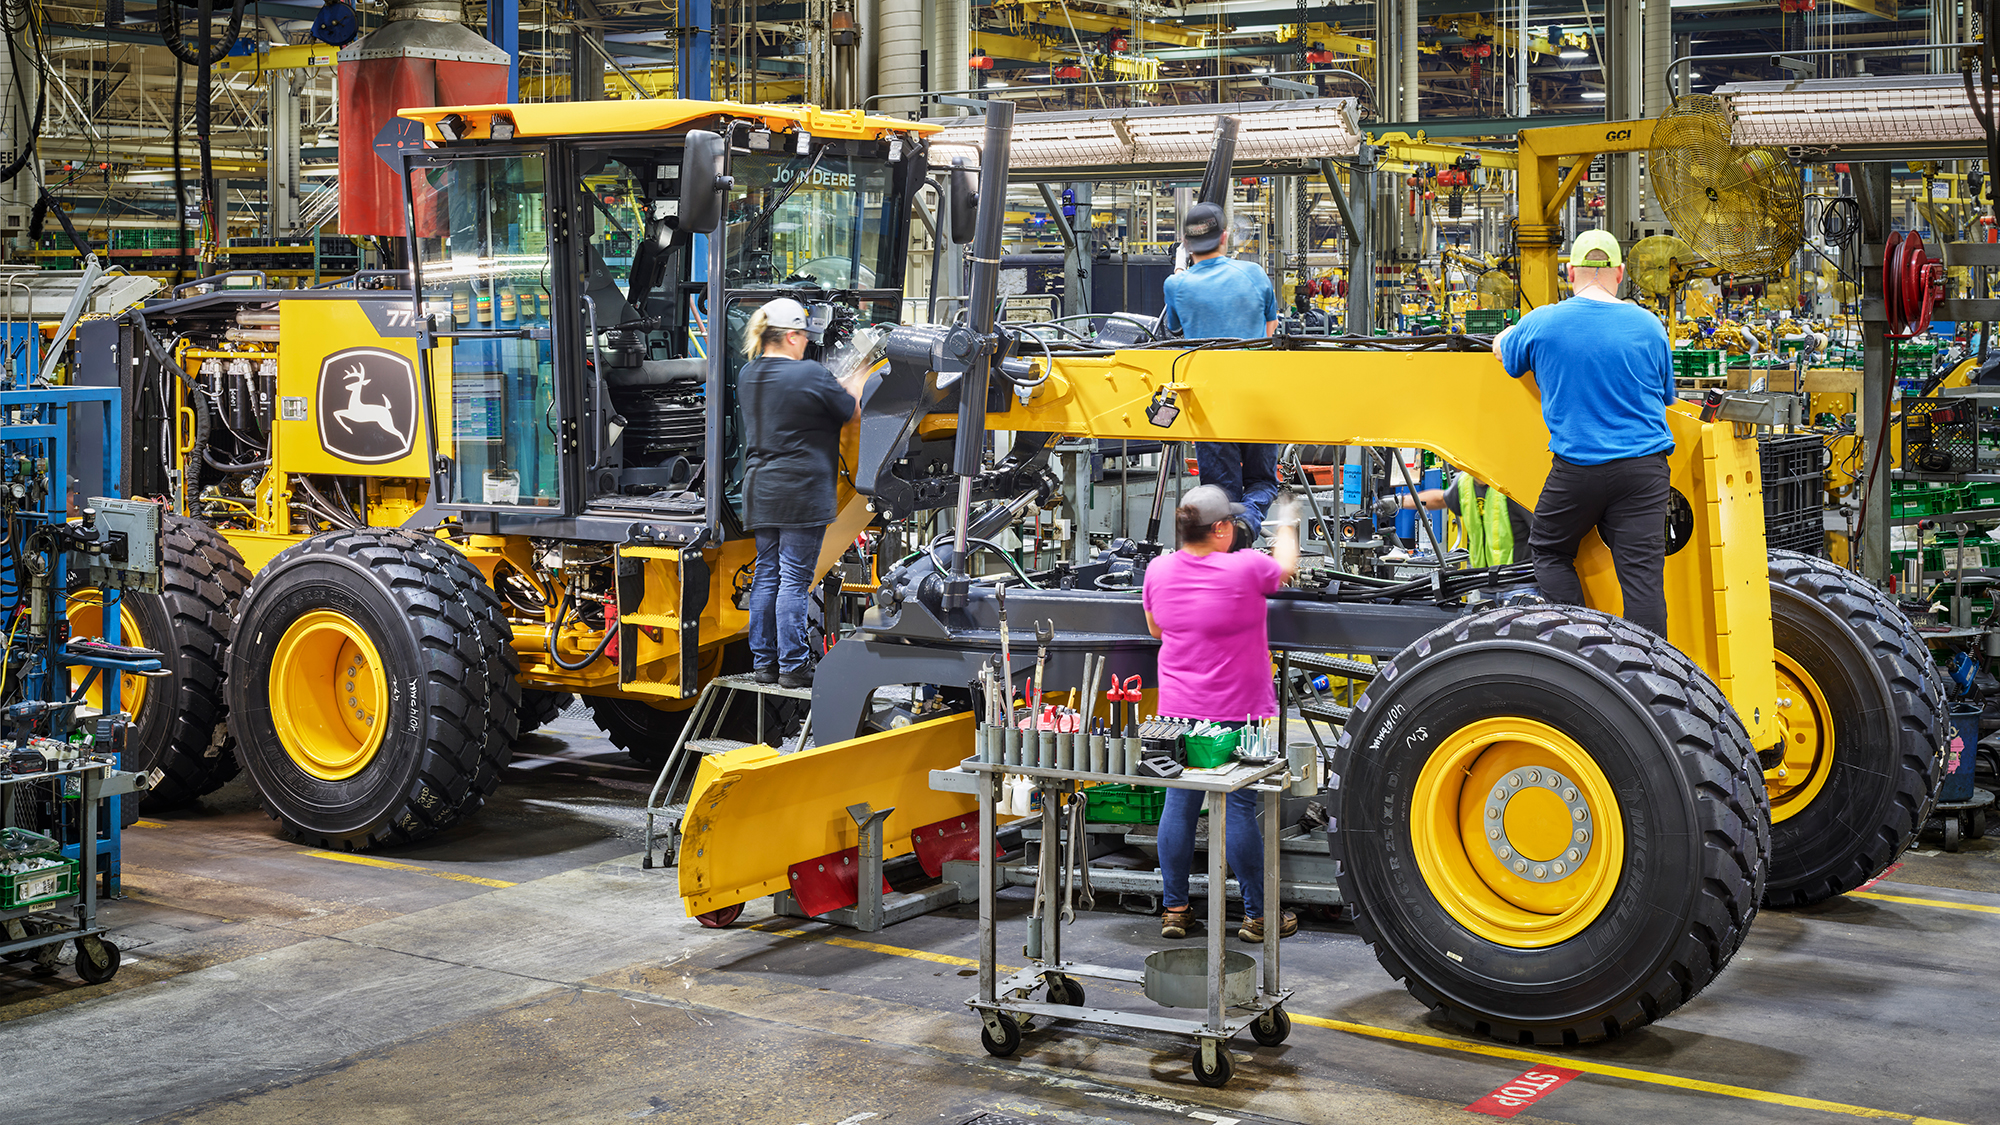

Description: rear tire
[1763,550,1946,906]
[518,690,575,734]
[1332,606,1769,1046]
[227,530,508,850]
[585,697,692,769]
[69,517,249,808]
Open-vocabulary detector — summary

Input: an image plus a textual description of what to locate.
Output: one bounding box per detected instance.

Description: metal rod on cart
[979,769,997,1003]
[1264,784,1280,995]
[1207,787,1226,1036]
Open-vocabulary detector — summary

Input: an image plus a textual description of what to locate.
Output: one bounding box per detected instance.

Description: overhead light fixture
[987,78,1009,88]
[924,98,1365,175]
[1582,90,1606,99]
[1561,48,1588,59]
[1718,74,1996,146]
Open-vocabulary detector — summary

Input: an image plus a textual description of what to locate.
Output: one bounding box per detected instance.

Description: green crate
[0,856,77,909]
[1464,309,1517,333]
[1672,349,1725,379]
[1184,728,1240,769]
[1082,783,1165,824]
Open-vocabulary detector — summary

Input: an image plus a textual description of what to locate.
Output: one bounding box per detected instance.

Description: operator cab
[397,102,932,543]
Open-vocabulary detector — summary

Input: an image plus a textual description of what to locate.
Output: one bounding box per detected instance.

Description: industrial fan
[1628,234,1702,301]
[1648,94,1804,275]
[1476,269,1517,311]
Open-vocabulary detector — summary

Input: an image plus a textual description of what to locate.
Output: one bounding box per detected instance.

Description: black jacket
[740,355,851,529]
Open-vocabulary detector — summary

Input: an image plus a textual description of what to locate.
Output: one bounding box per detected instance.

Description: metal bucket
[1143,947,1257,1009]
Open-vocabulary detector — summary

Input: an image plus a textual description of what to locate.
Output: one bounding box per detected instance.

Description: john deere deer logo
[316,348,417,463]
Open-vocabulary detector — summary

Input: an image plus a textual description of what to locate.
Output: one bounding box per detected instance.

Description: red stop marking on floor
[1466,1065,1581,1117]
[1858,862,1903,891]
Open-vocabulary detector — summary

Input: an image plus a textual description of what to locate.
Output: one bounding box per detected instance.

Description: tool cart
[955,754,1292,1088]
[2,758,149,982]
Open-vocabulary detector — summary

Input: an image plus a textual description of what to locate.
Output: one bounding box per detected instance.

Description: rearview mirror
[947,160,978,245]
[679,130,728,235]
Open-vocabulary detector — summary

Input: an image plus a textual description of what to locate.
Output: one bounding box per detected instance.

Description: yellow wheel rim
[1411,717,1627,948]
[1766,652,1835,824]
[65,592,148,720]
[270,610,388,781]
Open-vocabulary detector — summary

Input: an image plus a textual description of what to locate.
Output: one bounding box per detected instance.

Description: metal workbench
[954,755,1293,1088]
[1,758,149,983]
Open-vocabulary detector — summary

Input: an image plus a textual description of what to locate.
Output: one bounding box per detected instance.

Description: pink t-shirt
[1142,549,1284,721]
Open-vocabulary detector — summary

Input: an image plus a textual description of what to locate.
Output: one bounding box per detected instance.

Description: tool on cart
[996,585,1015,727]
[1032,620,1054,737]
[1109,675,1143,736]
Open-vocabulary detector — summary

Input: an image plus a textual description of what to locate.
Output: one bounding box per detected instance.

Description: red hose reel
[1882,231,1944,338]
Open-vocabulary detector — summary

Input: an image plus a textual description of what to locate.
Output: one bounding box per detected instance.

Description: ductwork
[877,0,923,115]
[928,0,969,108]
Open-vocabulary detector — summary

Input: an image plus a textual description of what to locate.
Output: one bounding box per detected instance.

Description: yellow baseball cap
[1570,229,1623,269]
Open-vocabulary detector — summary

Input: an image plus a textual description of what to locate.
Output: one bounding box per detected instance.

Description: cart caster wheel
[1972,809,1988,840]
[1192,1040,1234,1088]
[979,1012,1022,1058]
[1251,1005,1292,1047]
[1047,975,1085,1007]
[74,938,119,985]
[696,903,743,928]
[1944,816,1962,853]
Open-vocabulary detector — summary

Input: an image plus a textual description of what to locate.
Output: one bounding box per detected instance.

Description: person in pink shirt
[1142,485,1301,942]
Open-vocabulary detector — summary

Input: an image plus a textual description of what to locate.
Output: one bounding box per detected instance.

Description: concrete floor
[3,705,1997,1125]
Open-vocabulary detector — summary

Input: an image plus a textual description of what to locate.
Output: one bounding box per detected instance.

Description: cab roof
[399,99,941,144]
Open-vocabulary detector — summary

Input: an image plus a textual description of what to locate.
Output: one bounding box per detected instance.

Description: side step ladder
[641,674,814,868]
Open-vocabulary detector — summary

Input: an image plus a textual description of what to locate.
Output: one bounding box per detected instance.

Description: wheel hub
[1410,716,1625,948]
[1766,652,1835,823]
[271,610,389,781]
[1483,766,1594,882]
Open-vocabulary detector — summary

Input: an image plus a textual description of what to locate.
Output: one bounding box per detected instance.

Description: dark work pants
[1528,453,1671,637]
[1196,442,1281,535]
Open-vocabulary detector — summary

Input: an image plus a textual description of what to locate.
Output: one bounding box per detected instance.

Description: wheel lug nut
[1563,787,1577,801]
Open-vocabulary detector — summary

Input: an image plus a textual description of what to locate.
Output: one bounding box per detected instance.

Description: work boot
[1238,910,1298,942]
[753,666,779,685]
[1161,905,1198,940]
[779,667,814,690]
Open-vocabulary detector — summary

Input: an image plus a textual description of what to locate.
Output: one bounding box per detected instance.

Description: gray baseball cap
[1180,484,1245,524]
[759,297,810,330]
[1181,202,1226,254]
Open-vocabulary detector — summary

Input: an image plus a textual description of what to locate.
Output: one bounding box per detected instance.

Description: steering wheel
[784,256,875,289]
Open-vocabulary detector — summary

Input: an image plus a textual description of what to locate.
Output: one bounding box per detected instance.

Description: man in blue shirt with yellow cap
[1495,229,1675,636]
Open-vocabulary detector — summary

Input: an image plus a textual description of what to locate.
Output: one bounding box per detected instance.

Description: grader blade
[677,712,984,917]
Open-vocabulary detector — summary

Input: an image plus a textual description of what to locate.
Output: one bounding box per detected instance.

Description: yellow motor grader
[676,108,1947,1047]
[76,99,938,848]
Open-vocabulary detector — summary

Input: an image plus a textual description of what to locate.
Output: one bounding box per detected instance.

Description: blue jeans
[1195,442,1280,536]
[1157,787,1266,919]
[747,526,821,673]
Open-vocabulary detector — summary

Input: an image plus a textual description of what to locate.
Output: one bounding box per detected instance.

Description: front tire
[1333,606,1769,1046]
[1763,550,1946,906]
[226,530,510,850]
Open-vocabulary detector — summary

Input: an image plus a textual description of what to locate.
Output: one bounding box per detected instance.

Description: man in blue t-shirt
[1496,229,1675,636]
[1162,202,1281,539]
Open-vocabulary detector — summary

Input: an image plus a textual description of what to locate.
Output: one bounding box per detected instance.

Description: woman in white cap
[1143,484,1301,942]
[739,298,868,687]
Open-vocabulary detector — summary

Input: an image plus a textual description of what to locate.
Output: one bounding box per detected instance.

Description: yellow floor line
[296,850,515,888]
[1847,889,2000,916]
[132,820,165,829]
[759,922,1963,1124]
